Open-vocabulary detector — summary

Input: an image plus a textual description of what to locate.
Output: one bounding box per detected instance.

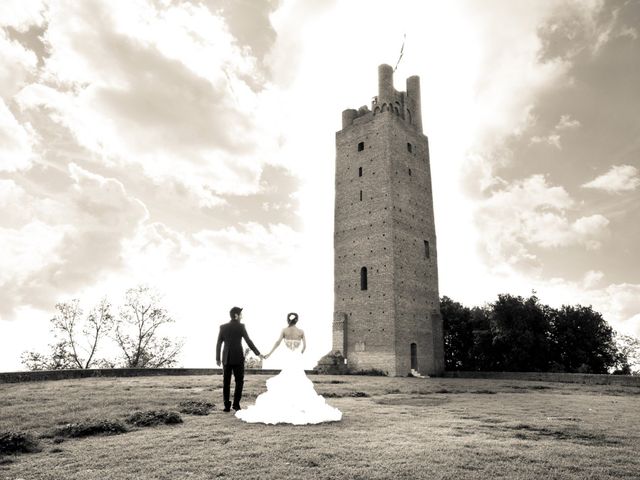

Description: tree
[489,294,552,372]
[21,298,114,370]
[549,305,618,374]
[113,285,183,368]
[20,341,76,371]
[613,334,640,375]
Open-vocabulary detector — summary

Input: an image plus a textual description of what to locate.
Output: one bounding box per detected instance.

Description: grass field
[1,374,639,480]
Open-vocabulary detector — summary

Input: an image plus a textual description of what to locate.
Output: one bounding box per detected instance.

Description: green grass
[1,375,639,479]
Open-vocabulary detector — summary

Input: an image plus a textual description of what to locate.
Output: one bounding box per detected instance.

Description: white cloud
[15,0,279,203]
[582,165,640,193]
[530,133,562,149]
[556,114,581,130]
[0,164,149,317]
[475,175,610,269]
[0,99,35,171]
[0,0,46,31]
[529,114,580,149]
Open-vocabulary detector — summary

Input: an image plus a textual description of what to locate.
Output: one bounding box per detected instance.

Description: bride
[235,312,342,425]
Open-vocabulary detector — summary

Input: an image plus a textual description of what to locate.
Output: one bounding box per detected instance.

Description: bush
[178,400,215,416]
[349,368,388,376]
[0,431,40,456]
[54,420,128,438]
[125,410,182,427]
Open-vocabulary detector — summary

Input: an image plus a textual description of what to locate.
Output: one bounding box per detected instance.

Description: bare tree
[21,298,114,370]
[113,285,183,368]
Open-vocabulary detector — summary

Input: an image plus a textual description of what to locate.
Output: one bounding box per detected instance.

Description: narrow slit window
[359,167,363,177]
[360,267,368,291]
[359,190,363,201]
[424,240,430,259]
[407,143,412,153]
[408,168,412,176]
[358,142,364,151]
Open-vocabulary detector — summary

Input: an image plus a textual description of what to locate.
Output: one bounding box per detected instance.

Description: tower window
[360,267,368,291]
[407,143,412,153]
[359,190,363,201]
[424,240,430,259]
[408,168,412,176]
[359,167,362,177]
[358,142,364,151]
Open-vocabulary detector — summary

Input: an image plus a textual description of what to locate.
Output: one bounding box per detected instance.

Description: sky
[0,0,639,372]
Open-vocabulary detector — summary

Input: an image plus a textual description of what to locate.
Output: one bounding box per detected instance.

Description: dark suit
[216,319,261,409]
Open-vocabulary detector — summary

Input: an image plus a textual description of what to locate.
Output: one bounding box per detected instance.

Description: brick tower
[327,64,444,377]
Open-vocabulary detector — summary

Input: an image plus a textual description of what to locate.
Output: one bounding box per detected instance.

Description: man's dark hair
[230,306,243,319]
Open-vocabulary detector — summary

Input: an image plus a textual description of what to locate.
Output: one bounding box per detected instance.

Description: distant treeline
[441,294,639,375]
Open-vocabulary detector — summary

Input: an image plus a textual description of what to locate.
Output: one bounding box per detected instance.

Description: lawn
[1,374,639,479]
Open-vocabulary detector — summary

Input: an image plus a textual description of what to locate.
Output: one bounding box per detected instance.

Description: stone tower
[329,64,444,377]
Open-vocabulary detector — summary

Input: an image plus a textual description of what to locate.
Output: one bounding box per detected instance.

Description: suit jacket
[216,320,261,366]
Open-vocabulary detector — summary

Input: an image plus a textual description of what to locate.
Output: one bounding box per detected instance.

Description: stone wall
[0,368,314,384]
[444,370,640,387]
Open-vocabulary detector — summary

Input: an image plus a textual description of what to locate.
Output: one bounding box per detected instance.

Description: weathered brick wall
[335,110,397,375]
[388,113,441,376]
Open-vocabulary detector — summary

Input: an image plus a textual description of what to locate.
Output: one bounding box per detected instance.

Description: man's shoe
[223,402,232,412]
[232,404,241,411]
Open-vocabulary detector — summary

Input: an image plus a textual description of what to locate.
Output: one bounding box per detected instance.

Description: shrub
[349,368,387,376]
[125,410,182,427]
[54,420,128,438]
[0,431,40,456]
[178,400,215,416]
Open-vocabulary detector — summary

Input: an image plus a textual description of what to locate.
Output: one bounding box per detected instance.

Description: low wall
[444,370,640,387]
[0,368,305,384]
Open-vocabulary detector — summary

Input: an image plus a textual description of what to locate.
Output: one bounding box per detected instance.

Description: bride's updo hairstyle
[287,312,299,326]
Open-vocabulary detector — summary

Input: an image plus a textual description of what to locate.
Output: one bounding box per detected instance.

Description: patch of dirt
[374,395,449,407]
[322,391,370,398]
[506,423,619,446]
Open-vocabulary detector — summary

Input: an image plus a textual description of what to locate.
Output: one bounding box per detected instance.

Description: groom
[216,306,263,412]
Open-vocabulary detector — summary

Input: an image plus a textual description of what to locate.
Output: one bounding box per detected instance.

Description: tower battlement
[341,64,423,133]
[324,63,444,377]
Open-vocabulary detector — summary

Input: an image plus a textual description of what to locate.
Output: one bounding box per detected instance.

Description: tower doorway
[410,343,417,370]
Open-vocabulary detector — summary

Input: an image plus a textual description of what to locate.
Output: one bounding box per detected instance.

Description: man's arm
[216,327,224,366]
[242,325,261,357]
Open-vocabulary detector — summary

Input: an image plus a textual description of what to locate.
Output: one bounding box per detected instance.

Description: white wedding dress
[235,339,342,425]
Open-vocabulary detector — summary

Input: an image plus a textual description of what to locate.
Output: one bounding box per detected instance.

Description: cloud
[582,165,640,193]
[475,175,610,270]
[0,0,46,31]
[0,99,35,171]
[529,114,580,149]
[14,0,280,203]
[0,164,148,318]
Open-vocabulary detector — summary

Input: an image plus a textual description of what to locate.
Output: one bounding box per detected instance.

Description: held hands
[216,360,221,367]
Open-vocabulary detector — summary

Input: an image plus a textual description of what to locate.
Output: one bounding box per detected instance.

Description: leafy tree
[20,341,76,371]
[21,298,114,370]
[441,296,473,370]
[549,305,618,374]
[113,285,183,368]
[441,296,492,371]
[489,294,552,372]
[613,334,640,375]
